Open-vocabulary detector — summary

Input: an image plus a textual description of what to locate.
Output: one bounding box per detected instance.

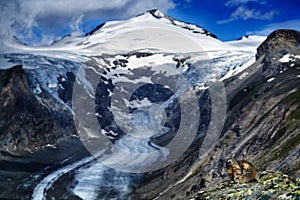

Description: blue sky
[169,0,300,40]
[0,0,299,46]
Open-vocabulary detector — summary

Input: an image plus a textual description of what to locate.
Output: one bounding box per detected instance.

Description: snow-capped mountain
[10,10,262,55]
[225,35,266,51]
[1,10,263,99]
[49,9,225,53]
[0,10,276,200]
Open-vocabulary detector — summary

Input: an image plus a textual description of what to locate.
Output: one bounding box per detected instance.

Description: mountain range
[0,10,299,199]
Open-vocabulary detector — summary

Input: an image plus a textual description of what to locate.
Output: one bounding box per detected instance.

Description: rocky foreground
[190,171,300,200]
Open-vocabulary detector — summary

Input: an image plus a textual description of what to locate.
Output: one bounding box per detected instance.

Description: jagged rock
[0,66,75,154]
[256,29,300,75]
[58,71,76,105]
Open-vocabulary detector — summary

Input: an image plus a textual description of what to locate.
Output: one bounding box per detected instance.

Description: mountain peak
[266,29,300,41]
[256,29,300,75]
[49,9,220,50]
[136,9,217,39]
[85,10,166,37]
[135,9,166,19]
[147,9,165,18]
[256,29,300,61]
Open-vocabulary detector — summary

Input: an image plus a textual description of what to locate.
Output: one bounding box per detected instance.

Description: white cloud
[0,0,175,51]
[70,15,84,37]
[225,0,266,7]
[217,6,278,24]
[247,20,300,36]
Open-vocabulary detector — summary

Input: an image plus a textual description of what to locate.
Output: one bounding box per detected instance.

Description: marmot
[225,159,257,183]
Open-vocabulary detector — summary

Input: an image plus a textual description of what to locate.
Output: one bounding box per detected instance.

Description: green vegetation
[248,87,300,168]
[274,133,300,160]
[277,89,300,120]
[190,171,300,200]
[259,131,300,169]
[255,88,300,166]
[229,79,266,110]
[292,108,300,120]
[281,89,300,103]
[267,89,300,161]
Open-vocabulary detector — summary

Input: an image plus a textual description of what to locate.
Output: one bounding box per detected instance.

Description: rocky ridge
[256,29,300,74]
[0,66,75,154]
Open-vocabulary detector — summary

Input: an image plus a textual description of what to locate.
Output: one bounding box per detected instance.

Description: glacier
[0,10,266,200]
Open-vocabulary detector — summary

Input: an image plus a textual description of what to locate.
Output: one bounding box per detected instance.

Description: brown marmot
[225,159,257,183]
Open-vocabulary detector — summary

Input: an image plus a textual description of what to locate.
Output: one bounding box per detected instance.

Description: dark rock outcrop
[58,71,76,106]
[256,29,300,74]
[0,66,75,154]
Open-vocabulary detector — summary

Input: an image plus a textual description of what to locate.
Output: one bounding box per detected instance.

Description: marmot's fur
[226,159,257,183]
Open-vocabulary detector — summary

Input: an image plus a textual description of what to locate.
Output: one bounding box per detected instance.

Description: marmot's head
[225,159,234,168]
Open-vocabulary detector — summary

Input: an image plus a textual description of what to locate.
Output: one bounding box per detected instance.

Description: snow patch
[279,54,300,63]
[48,83,57,88]
[238,72,249,80]
[127,54,173,69]
[267,77,275,82]
[43,144,56,149]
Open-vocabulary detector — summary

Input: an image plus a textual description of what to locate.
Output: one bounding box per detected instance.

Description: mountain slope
[135,29,300,200]
[224,29,300,176]
[0,66,75,154]
[189,29,300,199]
[0,10,298,200]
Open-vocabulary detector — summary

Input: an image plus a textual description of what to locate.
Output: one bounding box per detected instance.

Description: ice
[221,56,255,80]
[32,155,97,200]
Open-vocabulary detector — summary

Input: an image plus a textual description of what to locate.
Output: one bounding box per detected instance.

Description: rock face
[132,30,300,199]
[222,30,300,178]
[256,29,300,74]
[0,66,75,154]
